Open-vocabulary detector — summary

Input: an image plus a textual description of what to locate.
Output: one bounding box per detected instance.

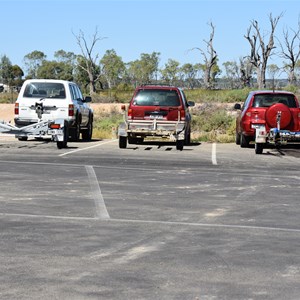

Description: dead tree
[74,28,105,95]
[244,13,283,89]
[192,22,218,89]
[278,18,300,85]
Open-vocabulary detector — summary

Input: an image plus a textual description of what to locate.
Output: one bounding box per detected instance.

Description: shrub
[93,109,123,139]
[190,104,236,142]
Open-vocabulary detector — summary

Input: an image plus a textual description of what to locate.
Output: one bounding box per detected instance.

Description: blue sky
[1,0,299,76]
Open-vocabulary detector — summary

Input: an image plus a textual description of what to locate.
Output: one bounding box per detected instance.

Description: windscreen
[133,89,180,106]
[23,82,66,99]
[252,94,297,108]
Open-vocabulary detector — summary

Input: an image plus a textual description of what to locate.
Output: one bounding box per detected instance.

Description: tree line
[0,13,300,95]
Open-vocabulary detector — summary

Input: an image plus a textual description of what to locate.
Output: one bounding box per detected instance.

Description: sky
[1,0,299,77]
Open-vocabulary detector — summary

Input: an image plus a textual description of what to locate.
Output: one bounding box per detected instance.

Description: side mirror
[121,104,126,111]
[84,96,92,103]
[234,103,241,110]
[187,101,195,107]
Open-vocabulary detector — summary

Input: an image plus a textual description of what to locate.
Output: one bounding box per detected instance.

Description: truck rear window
[133,89,180,106]
[23,82,66,99]
[252,94,297,108]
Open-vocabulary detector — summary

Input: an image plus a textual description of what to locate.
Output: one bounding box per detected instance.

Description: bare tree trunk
[278,18,300,86]
[244,13,283,89]
[191,22,218,89]
[73,28,105,95]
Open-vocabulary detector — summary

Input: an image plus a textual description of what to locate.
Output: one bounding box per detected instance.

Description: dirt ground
[0,103,124,124]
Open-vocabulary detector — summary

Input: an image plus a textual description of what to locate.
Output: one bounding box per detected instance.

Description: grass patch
[93,108,123,140]
[190,103,236,143]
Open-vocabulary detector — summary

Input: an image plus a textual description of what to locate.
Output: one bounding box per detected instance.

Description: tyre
[176,140,184,151]
[69,122,80,142]
[255,143,264,154]
[82,119,93,141]
[18,136,28,141]
[235,132,241,145]
[119,136,127,149]
[185,129,191,145]
[240,134,250,148]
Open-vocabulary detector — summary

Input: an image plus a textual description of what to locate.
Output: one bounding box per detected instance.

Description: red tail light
[180,109,185,121]
[50,123,61,129]
[14,103,19,115]
[127,108,132,119]
[68,104,74,117]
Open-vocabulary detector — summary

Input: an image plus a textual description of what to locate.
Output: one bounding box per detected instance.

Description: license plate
[48,129,63,135]
[251,124,265,129]
[150,115,163,119]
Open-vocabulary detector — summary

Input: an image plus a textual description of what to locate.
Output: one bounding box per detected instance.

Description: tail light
[127,108,132,119]
[68,104,74,117]
[180,109,185,121]
[49,123,61,129]
[14,103,19,115]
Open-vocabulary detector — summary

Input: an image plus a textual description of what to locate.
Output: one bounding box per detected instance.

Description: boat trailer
[0,102,68,149]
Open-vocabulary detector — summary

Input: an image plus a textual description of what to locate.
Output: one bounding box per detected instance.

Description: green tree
[160,59,180,85]
[223,61,240,88]
[267,64,280,89]
[100,49,125,88]
[37,60,73,81]
[11,65,24,87]
[24,50,47,79]
[127,52,160,86]
[180,63,198,89]
[0,55,13,84]
[54,50,77,64]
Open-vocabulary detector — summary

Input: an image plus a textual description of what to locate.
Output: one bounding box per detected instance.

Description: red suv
[118,85,194,150]
[235,90,300,148]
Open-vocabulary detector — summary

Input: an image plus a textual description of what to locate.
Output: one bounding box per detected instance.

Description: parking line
[212,143,217,165]
[59,139,117,157]
[85,165,110,219]
[1,213,300,234]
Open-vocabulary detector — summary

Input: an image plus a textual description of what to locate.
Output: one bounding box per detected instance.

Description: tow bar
[254,110,300,154]
[0,101,68,149]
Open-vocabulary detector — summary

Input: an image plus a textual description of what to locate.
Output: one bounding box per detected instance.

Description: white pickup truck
[0,79,93,149]
[14,79,93,142]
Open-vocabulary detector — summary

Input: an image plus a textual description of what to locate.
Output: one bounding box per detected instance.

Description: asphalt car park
[1,137,300,299]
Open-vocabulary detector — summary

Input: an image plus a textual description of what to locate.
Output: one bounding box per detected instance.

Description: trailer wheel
[176,140,184,151]
[57,122,68,149]
[255,143,263,154]
[119,136,127,149]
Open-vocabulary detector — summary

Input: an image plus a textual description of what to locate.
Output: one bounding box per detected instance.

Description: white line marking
[0,213,96,220]
[110,218,300,233]
[85,165,110,219]
[1,213,300,233]
[212,143,217,165]
[59,139,117,157]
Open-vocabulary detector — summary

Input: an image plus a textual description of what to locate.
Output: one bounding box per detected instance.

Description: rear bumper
[14,117,74,127]
[118,120,186,141]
